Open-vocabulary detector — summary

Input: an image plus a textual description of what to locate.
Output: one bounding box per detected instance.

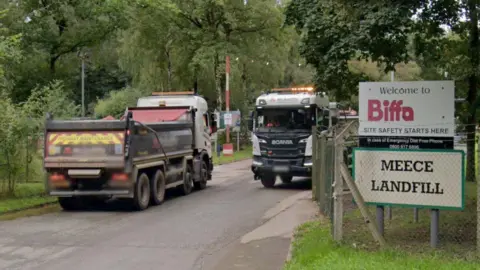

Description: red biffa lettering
[368,100,414,122]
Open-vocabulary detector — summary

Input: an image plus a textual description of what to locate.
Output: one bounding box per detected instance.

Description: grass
[212,146,252,165]
[284,220,480,270]
[342,181,478,259]
[0,182,56,216]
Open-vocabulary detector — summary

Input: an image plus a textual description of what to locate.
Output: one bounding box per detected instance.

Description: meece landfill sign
[358,81,454,149]
[353,148,464,210]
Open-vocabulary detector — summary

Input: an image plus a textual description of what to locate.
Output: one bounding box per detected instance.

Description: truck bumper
[50,190,131,198]
[251,156,312,179]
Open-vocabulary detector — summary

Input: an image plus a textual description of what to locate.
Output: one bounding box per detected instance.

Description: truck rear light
[63,147,72,155]
[49,173,66,182]
[48,145,61,155]
[111,173,129,181]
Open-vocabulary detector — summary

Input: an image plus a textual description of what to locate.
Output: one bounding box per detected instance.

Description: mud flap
[193,158,202,181]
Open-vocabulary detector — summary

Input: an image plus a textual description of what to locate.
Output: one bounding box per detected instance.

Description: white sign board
[358,81,455,137]
[224,113,232,126]
[353,148,464,210]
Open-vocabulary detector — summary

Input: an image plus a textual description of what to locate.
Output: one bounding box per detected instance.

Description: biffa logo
[368,100,414,122]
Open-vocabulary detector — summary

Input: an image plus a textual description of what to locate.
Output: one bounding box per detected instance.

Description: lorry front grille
[260,146,305,158]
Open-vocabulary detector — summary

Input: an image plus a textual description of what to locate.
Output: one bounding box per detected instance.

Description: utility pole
[81,58,85,117]
[226,55,231,143]
[77,50,90,117]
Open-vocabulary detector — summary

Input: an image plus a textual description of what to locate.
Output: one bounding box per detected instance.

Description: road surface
[0,160,314,270]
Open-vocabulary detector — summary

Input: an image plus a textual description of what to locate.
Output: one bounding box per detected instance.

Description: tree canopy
[285,0,480,181]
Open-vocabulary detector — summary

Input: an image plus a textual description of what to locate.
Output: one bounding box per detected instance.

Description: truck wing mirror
[210,114,218,133]
[211,120,218,133]
[247,118,253,131]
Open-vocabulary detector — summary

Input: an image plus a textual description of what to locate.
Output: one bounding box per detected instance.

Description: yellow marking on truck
[51,133,122,145]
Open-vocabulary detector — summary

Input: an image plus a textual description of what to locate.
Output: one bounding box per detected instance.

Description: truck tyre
[150,170,166,205]
[261,175,276,188]
[194,160,208,190]
[133,173,151,211]
[58,197,80,211]
[179,164,194,195]
[280,176,293,184]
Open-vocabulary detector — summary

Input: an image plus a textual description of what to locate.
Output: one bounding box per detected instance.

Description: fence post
[477,138,480,255]
[333,134,344,241]
[318,134,326,213]
[312,126,318,201]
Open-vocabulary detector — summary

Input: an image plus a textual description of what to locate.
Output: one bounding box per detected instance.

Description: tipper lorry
[43,91,216,211]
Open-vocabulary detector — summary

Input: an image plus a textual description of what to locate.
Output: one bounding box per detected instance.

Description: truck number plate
[273,165,289,173]
[73,147,106,155]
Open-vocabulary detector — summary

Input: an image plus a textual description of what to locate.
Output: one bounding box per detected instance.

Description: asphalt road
[0,160,311,270]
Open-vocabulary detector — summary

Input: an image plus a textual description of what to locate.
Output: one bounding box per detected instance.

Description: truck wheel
[179,164,194,195]
[194,161,208,190]
[261,176,276,188]
[280,176,293,184]
[150,170,166,205]
[58,197,80,211]
[133,173,151,211]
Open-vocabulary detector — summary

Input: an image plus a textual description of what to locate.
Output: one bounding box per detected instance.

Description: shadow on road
[61,186,210,213]
[273,177,311,190]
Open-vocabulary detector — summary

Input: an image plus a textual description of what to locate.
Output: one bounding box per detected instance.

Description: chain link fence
[312,120,479,259]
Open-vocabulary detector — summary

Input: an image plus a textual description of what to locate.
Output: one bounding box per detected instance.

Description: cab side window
[203,113,209,127]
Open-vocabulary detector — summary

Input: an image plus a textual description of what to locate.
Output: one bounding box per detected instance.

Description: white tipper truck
[44,91,217,211]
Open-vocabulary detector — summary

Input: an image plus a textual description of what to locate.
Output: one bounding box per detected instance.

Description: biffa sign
[358,81,455,149]
[353,148,464,210]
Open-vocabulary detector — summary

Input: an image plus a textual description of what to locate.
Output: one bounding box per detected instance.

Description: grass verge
[0,182,57,219]
[284,220,480,270]
[212,146,252,165]
[342,181,477,259]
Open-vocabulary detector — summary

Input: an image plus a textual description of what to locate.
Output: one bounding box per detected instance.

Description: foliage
[285,220,480,270]
[22,80,79,120]
[94,86,146,118]
[0,1,314,199]
[285,0,480,181]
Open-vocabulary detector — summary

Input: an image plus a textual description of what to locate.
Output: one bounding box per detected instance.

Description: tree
[118,0,302,111]
[286,0,479,182]
[2,0,127,103]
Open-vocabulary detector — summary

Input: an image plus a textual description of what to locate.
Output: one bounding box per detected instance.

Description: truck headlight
[299,138,307,143]
[301,98,310,104]
[258,138,267,144]
[304,156,312,167]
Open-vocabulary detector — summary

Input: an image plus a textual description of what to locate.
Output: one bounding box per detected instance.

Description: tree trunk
[467,0,479,183]
[241,63,250,143]
[165,48,172,90]
[50,54,57,75]
[193,75,198,94]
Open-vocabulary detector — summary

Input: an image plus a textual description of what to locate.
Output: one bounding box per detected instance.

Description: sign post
[353,148,465,247]
[223,112,234,156]
[358,80,455,241]
[353,148,464,210]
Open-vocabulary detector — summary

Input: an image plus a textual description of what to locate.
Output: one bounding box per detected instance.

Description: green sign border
[352,147,465,211]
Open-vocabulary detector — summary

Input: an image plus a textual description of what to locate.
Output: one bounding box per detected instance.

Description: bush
[94,86,146,118]
[0,80,78,196]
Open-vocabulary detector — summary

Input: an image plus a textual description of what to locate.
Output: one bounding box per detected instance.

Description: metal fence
[311,120,479,259]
